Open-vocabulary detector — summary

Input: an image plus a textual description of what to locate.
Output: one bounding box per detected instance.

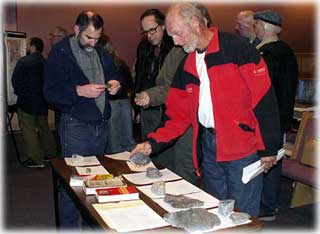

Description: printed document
[92,200,168,232]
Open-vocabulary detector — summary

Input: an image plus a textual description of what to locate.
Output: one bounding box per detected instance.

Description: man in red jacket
[131,2,281,218]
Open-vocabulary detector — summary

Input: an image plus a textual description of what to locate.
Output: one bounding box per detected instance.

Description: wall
[12,1,316,68]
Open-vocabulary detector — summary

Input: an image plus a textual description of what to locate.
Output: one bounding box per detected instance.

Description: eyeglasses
[140,24,159,35]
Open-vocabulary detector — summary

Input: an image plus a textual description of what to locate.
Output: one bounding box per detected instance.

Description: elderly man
[134,4,212,185]
[235,10,261,47]
[131,2,281,217]
[255,10,298,221]
[44,10,121,228]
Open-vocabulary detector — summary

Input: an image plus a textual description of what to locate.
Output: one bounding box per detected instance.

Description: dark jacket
[148,27,281,175]
[134,34,174,95]
[259,41,298,133]
[43,37,121,124]
[12,52,48,115]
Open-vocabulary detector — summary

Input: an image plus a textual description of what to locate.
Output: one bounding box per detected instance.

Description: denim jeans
[58,113,108,228]
[106,99,135,153]
[200,128,263,217]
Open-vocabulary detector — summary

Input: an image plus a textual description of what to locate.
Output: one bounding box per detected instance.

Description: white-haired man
[131,2,281,218]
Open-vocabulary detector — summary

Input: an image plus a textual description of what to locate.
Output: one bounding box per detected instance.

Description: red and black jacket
[148,27,281,176]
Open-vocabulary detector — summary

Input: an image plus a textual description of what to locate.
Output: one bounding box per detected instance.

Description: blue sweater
[43,37,121,124]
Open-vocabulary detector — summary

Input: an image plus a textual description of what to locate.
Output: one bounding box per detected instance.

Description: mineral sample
[151,181,166,196]
[163,193,204,208]
[146,167,162,178]
[129,152,151,165]
[218,199,235,217]
[164,208,221,232]
[230,212,250,225]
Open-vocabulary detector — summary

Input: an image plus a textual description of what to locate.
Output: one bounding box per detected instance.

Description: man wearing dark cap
[255,10,299,221]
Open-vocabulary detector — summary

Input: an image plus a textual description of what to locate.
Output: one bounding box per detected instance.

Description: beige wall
[12,2,316,68]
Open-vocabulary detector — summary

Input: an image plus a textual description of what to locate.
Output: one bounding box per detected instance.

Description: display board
[4,31,27,106]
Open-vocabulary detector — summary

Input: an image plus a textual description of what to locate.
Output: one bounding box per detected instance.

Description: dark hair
[75,10,104,32]
[140,8,165,25]
[30,37,44,53]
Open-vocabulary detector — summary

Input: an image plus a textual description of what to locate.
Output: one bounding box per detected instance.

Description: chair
[282,111,318,207]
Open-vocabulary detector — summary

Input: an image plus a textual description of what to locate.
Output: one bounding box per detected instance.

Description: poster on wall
[4,31,27,106]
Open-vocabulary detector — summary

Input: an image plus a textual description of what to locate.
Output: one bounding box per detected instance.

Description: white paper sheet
[64,156,100,167]
[104,151,131,161]
[92,200,168,232]
[242,148,285,184]
[137,179,202,198]
[126,161,156,172]
[122,168,181,185]
[75,165,109,176]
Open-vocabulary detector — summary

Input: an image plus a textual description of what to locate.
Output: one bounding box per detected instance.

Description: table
[51,156,263,233]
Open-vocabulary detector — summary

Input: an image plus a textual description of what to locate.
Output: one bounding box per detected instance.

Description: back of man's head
[30,37,44,53]
[75,10,104,32]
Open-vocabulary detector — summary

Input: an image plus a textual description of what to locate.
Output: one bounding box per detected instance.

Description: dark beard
[77,35,86,50]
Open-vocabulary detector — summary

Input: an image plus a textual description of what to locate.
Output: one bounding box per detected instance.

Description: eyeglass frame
[140,24,160,36]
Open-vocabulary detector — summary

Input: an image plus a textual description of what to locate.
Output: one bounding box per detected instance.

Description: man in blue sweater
[44,10,121,228]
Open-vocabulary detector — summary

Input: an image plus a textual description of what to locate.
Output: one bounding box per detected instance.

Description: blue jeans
[58,114,108,228]
[260,158,282,214]
[107,99,135,153]
[200,128,262,217]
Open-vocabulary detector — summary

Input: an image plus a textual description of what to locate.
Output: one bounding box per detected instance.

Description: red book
[95,186,139,203]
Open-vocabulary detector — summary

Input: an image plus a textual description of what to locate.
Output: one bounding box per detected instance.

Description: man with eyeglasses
[133,9,174,167]
[44,10,121,228]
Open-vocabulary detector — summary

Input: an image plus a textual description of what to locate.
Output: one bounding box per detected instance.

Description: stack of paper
[92,200,168,232]
[242,148,285,184]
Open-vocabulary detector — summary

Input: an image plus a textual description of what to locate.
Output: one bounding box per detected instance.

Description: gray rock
[163,193,204,209]
[129,152,151,165]
[218,199,235,217]
[230,212,250,225]
[146,167,162,178]
[151,181,166,196]
[164,208,221,232]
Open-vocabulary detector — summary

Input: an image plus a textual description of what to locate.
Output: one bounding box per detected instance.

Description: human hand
[130,141,152,157]
[135,91,150,108]
[76,84,106,98]
[260,156,277,172]
[107,80,121,95]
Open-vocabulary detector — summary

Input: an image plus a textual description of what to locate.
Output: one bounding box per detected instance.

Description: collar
[184,27,220,79]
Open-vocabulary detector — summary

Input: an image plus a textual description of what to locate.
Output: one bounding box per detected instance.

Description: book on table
[83,175,127,195]
[95,186,139,203]
[70,174,113,187]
